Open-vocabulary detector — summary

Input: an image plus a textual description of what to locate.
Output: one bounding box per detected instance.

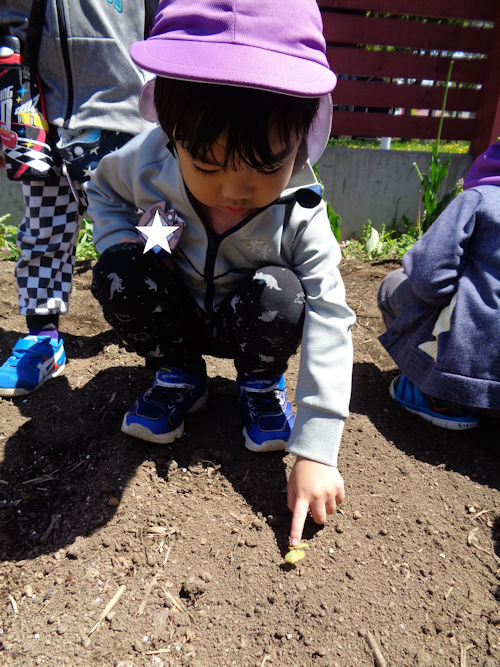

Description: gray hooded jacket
[0,0,157,135]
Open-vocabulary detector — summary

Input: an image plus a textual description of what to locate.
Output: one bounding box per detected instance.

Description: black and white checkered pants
[16,172,87,317]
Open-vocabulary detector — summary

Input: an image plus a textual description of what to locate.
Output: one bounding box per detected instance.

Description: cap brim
[131,39,336,98]
[139,79,332,164]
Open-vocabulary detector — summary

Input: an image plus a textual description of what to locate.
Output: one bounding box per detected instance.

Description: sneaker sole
[121,392,208,444]
[0,362,66,398]
[242,427,287,452]
[121,419,185,444]
[389,377,479,431]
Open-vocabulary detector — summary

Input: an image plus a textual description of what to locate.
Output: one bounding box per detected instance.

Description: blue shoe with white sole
[121,367,208,444]
[237,374,295,452]
[390,374,479,431]
[0,335,66,397]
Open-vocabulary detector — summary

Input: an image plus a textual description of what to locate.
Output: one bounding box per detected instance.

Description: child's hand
[120,236,174,270]
[287,456,345,546]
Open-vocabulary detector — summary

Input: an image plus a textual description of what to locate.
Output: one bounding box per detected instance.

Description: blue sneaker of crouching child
[0,335,66,397]
[389,374,479,431]
[237,374,295,452]
[121,367,208,444]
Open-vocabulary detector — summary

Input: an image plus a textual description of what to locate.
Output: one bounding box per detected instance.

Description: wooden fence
[320,0,500,156]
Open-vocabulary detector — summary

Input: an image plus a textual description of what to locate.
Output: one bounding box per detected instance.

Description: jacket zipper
[200,206,278,315]
[203,234,219,314]
[55,0,73,126]
[185,186,300,315]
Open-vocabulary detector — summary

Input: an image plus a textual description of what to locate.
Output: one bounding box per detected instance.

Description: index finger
[289,497,310,546]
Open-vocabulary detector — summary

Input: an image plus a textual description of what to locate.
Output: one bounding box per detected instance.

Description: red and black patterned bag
[0,33,55,181]
[0,0,57,181]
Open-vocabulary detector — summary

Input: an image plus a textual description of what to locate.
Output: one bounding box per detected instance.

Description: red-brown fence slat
[331,111,475,140]
[318,0,497,22]
[333,79,481,113]
[320,3,499,155]
[322,13,493,54]
[469,12,500,155]
[327,47,485,84]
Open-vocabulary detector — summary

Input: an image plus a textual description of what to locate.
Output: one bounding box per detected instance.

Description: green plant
[325,198,342,243]
[0,216,21,261]
[414,153,463,234]
[75,217,99,261]
[313,164,342,241]
[412,60,463,234]
[0,215,99,261]
[341,220,419,262]
[284,541,307,564]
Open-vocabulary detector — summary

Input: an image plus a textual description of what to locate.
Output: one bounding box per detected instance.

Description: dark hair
[154,77,319,171]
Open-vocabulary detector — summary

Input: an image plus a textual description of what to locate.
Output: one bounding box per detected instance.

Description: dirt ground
[0,257,499,667]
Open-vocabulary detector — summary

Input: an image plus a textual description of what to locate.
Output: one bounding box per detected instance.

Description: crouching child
[87,0,355,545]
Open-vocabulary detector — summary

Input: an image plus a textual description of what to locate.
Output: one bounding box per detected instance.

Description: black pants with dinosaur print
[92,243,305,380]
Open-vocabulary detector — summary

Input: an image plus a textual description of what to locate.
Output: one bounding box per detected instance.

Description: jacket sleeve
[402,189,481,306]
[87,128,169,253]
[285,201,356,467]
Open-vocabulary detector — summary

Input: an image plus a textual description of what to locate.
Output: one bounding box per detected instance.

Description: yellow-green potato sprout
[284,542,307,564]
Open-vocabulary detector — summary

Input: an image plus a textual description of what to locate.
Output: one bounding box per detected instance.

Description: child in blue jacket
[378,142,500,429]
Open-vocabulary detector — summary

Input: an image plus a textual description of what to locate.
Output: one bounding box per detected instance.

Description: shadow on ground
[350,361,500,491]
[0,369,310,562]
[0,326,117,360]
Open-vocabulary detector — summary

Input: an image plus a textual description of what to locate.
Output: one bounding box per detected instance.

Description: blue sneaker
[0,335,66,397]
[390,374,479,431]
[121,367,208,444]
[237,375,295,452]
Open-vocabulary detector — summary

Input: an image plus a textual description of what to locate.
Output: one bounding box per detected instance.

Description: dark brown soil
[0,258,499,666]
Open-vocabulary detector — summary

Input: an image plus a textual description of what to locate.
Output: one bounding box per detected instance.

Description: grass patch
[328,137,469,154]
[341,221,419,263]
[0,217,99,262]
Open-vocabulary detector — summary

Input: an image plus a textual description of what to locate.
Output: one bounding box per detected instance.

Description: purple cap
[463,142,500,190]
[132,0,336,164]
[130,0,336,97]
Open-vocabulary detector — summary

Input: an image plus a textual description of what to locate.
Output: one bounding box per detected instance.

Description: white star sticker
[136,210,179,254]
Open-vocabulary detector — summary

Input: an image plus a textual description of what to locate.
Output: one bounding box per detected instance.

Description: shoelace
[148,384,191,408]
[247,388,283,413]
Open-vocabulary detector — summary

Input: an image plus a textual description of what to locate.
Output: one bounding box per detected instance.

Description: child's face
[176,130,301,218]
